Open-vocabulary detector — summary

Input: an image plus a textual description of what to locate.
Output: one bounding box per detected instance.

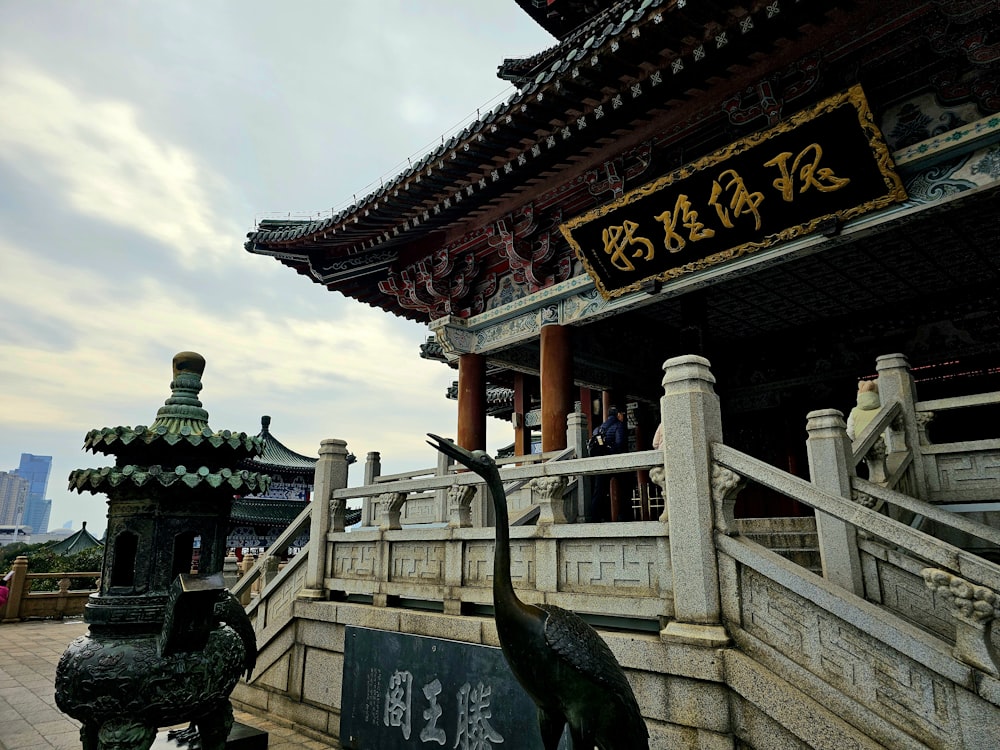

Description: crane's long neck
[487,472,523,615]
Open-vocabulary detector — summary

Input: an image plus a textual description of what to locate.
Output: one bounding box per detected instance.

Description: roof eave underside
[246,0,865,318]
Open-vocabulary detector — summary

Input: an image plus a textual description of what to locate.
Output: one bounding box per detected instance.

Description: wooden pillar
[540,324,573,452]
[457,353,486,451]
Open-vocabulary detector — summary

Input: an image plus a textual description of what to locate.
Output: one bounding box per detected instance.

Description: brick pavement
[0,618,339,749]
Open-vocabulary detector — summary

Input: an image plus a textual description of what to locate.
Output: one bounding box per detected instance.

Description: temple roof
[231,497,308,526]
[242,416,317,476]
[230,498,362,528]
[510,0,619,41]
[244,0,876,322]
[49,522,104,556]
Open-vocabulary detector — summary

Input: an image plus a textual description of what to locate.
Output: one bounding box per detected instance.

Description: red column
[540,324,573,452]
[457,353,486,451]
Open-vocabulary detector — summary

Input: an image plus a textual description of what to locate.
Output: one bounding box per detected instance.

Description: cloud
[0,59,236,266]
[0,239,450,438]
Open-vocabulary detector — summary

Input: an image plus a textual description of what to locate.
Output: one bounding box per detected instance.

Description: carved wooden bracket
[530,476,571,525]
[923,568,1000,677]
[486,205,573,293]
[584,143,652,200]
[376,491,407,531]
[378,251,488,318]
[447,484,476,529]
[712,463,745,535]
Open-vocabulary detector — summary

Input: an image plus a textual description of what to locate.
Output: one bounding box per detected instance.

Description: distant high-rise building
[0,471,30,525]
[25,498,52,535]
[13,453,52,534]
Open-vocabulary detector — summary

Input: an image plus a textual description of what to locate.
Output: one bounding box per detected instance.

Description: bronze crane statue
[427,434,649,750]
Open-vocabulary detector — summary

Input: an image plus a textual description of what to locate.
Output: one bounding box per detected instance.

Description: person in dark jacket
[589,407,627,521]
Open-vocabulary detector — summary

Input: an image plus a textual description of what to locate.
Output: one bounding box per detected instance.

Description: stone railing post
[806,409,865,596]
[222,552,239,590]
[435,447,453,523]
[238,554,255,606]
[567,409,589,520]
[2,555,29,622]
[364,451,381,485]
[876,353,929,499]
[362,451,381,526]
[262,555,281,589]
[660,355,728,646]
[301,438,351,600]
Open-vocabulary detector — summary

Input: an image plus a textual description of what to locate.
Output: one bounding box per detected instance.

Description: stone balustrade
[1,556,99,623]
[231,352,1000,749]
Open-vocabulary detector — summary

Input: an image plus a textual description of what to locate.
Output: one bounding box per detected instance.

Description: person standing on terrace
[589,407,627,522]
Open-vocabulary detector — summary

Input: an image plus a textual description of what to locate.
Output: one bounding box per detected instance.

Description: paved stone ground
[0,618,339,749]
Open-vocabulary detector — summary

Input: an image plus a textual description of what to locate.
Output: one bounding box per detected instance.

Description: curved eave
[511,0,619,41]
[230,497,309,525]
[247,0,857,259]
[242,427,318,474]
[49,528,104,555]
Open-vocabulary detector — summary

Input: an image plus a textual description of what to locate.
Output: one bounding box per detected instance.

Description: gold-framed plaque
[560,85,907,299]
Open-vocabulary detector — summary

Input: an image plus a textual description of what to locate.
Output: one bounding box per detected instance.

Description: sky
[0,1,556,537]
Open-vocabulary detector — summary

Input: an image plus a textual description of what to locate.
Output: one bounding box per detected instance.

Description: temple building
[232,416,360,556]
[245,1,1000,517]
[230,416,320,557]
[48,521,104,556]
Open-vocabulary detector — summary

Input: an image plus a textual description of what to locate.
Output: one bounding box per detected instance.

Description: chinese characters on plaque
[560,85,907,299]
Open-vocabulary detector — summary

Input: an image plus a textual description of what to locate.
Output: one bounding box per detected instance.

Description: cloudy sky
[0,1,555,536]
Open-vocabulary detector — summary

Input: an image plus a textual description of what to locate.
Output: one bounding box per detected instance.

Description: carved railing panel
[558,538,663,595]
[389,541,447,585]
[332,542,378,580]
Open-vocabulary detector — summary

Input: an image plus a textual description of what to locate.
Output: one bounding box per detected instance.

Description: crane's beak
[426,433,474,467]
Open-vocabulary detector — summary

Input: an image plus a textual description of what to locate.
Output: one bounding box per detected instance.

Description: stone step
[737,517,822,572]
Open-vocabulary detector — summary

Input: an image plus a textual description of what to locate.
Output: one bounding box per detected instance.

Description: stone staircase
[737,516,821,574]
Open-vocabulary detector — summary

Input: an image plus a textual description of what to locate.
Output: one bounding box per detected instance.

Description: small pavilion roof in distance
[243,416,317,477]
[49,521,104,556]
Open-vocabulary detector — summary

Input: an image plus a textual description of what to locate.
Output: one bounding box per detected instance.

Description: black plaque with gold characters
[560,85,907,299]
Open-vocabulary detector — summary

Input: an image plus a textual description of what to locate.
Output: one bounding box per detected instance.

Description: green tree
[1,541,102,592]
